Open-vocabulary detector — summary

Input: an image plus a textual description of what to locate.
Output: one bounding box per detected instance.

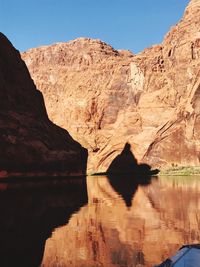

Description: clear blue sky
[0,0,189,53]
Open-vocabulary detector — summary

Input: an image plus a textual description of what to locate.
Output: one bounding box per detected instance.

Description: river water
[0,175,200,267]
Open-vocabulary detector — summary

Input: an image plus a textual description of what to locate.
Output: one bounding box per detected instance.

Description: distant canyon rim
[22,0,200,174]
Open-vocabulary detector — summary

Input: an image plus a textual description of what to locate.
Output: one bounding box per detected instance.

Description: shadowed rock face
[0,33,87,176]
[22,0,200,173]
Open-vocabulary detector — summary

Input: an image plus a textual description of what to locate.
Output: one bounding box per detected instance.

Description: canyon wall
[0,33,87,176]
[22,0,200,173]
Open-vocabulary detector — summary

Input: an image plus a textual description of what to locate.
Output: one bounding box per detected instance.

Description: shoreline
[159,166,200,176]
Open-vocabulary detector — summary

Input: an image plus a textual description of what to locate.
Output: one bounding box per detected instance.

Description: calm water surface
[0,175,200,267]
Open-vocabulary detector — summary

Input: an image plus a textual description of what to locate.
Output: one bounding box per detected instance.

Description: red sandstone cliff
[0,33,87,176]
[22,0,200,173]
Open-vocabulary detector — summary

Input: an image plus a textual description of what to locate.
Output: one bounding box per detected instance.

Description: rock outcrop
[0,33,87,176]
[22,0,200,173]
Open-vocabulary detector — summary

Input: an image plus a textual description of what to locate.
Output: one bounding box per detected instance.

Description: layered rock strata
[22,0,200,173]
[0,33,87,176]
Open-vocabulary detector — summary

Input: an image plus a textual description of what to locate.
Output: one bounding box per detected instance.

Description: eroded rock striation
[0,33,87,176]
[22,0,200,173]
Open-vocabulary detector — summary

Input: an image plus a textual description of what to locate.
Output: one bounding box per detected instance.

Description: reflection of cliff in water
[0,178,87,267]
[108,174,152,207]
[42,176,200,267]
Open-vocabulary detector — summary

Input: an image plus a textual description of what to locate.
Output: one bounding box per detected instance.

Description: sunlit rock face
[22,0,200,173]
[41,176,200,267]
[0,33,87,176]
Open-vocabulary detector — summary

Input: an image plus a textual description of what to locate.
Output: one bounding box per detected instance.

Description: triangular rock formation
[0,33,87,176]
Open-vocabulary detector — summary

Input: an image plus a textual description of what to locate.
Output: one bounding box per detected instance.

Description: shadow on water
[107,143,159,207]
[0,177,88,267]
